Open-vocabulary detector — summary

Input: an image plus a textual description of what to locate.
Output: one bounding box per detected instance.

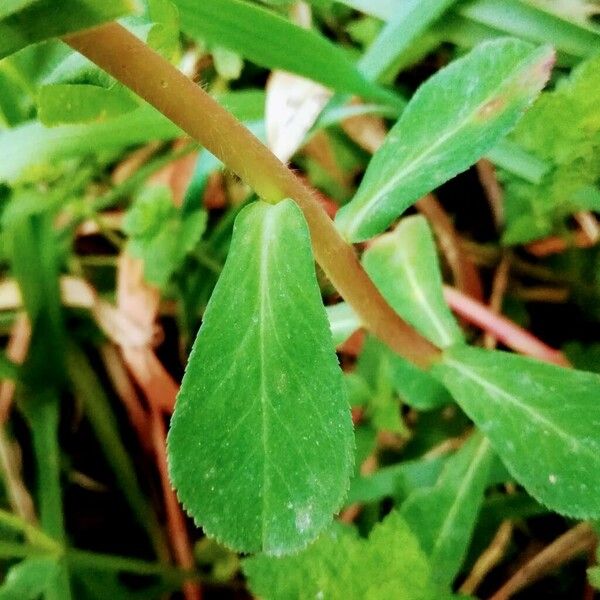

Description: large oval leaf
[168,199,354,555]
[335,38,555,241]
[433,345,600,519]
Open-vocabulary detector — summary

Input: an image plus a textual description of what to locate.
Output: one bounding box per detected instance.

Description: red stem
[443,285,570,367]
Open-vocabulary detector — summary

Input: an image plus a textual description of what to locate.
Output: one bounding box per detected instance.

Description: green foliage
[434,345,600,519]
[356,336,452,417]
[400,433,494,587]
[502,53,600,243]
[0,557,60,600]
[363,215,463,347]
[124,185,207,289]
[455,0,600,58]
[243,511,444,600]
[38,83,139,126]
[346,455,446,506]
[358,0,459,81]
[0,0,138,59]
[0,90,264,183]
[173,0,401,106]
[0,2,598,598]
[335,39,554,241]
[168,200,353,555]
[354,337,407,433]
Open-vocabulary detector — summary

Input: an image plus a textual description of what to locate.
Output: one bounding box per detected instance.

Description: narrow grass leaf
[433,345,600,519]
[173,0,400,106]
[359,0,459,81]
[335,39,554,241]
[457,0,600,58]
[66,345,167,559]
[168,200,354,555]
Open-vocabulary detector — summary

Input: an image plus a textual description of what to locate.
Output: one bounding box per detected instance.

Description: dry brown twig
[488,522,597,600]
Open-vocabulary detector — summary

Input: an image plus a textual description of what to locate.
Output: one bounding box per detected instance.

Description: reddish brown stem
[443,285,569,366]
[150,408,201,600]
[64,23,439,368]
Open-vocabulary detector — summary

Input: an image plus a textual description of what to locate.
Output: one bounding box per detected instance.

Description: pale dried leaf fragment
[266,71,332,163]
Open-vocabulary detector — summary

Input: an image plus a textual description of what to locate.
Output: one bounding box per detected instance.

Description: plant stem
[64,23,439,368]
[443,286,569,367]
[489,522,597,600]
[66,548,194,580]
[0,537,194,581]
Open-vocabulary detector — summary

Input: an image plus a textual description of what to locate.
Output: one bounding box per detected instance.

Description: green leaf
[355,337,406,434]
[363,215,463,347]
[0,90,264,183]
[0,1,37,21]
[485,138,550,184]
[589,566,600,591]
[589,543,600,590]
[326,301,452,410]
[145,0,180,60]
[400,433,494,587]
[0,0,139,60]
[346,456,446,505]
[389,354,453,411]
[124,186,207,289]
[335,39,554,241]
[433,345,600,519]
[173,0,401,107]
[359,0,459,81]
[502,53,600,244]
[457,0,600,58]
[0,557,60,600]
[38,83,139,126]
[168,199,354,555]
[243,511,440,599]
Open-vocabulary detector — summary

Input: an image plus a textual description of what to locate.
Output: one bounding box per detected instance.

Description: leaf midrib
[390,248,454,346]
[258,207,276,551]
[432,436,490,563]
[445,358,598,461]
